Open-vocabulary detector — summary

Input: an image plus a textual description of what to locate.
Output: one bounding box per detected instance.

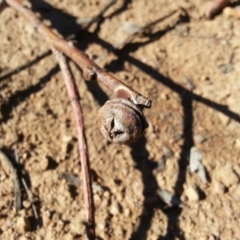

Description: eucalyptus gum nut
[97,98,147,144]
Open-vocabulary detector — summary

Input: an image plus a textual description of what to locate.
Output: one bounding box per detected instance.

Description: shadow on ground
[1,1,240,239]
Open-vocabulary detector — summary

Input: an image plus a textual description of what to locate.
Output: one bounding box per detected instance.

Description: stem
[0,0,6,13]
[205,0,230,19]
[5,0,151,108]
[0,149,22,210]
[52,48,95,239]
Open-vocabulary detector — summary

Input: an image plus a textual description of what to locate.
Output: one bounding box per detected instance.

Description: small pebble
[116,192,123,202]
[97,222,105,230]
[189,147,208,183]
[110,200,121,215]
[92,183,104,192]
[122,22,142,34]
[16,215,30,233]
[212,181,225,195]
[39,156,49,171]
[216,163,239,188]
[160,93,169,100]
[183,77,195,91]
[194,134,206,144]
[185,185,199,202]
[156,189,184,207]
[100,198,109,208]
[162,146,173,159]
[62,135,73,143]
[189,147,203,173]
[76,18,92,25]
[157,159,166,171]
[42,211,51,226]
[198,164,208,184]
[69,213,85,235]
[22,152,29,160]
[93,194,101,205]
[63,233,73,240]
[231,185,240,200]
[234,138,240,148]
[223,7,240,19]
[59,173,82,185]
[103,190,110,199]
[200,75,209,82]
[18,236,28,240]
[123,208,131,217]
[218,112,230,125]
[22,200,31,209]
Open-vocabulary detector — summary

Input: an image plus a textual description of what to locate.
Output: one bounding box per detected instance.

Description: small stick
[14,149,40,228]
[205,0,230,19]
[0,149,22,210]
[21,178,39,226]
[52,48,95,240]
[0,0,6,13]
[5,0,151,108]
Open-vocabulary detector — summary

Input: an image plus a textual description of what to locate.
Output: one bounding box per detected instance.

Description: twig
[205,0,230,19]
[5,0,151,108]
[0,0,6,13]
[21,178,39,226]
[0,149,22,210]
[52,48,95,240]
[14,149,40,228]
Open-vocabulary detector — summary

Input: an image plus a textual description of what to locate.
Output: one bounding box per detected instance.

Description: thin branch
[0,0,6,13]
[5,0,151,108]
[14,149,40,228]
[52,48,95,240]
[0,149,22,210]
[205,0,230,19]
[21,177,40,227]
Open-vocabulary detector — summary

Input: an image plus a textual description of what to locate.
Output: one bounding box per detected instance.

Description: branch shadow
[121,53,193,240]
[158,93,193,240]
[0,65,59,124]
[2,1,240,239]
[129,136,162,240]
[0,147,43,230]
[127,88,193,240]
[84,20,193,239]
[108,0,132,19]
[82,19,240,240]
[25,2,240,239]
[29,0,81,38]
[0,50,51,85]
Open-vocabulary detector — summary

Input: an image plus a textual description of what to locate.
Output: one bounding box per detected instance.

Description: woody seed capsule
[97,98,148,144]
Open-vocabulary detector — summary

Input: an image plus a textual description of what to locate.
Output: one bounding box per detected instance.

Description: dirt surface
[1,0,240,239]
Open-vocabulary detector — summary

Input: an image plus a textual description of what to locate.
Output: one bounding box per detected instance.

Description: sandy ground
[1,0,240,239]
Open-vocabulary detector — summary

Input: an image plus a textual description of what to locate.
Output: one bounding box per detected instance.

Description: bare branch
[205,0,230,19]
[0,149,22,210]
[0,0,7,14]
[52,48,95,240]
[5,0,151,108]
[14,149,40,228]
